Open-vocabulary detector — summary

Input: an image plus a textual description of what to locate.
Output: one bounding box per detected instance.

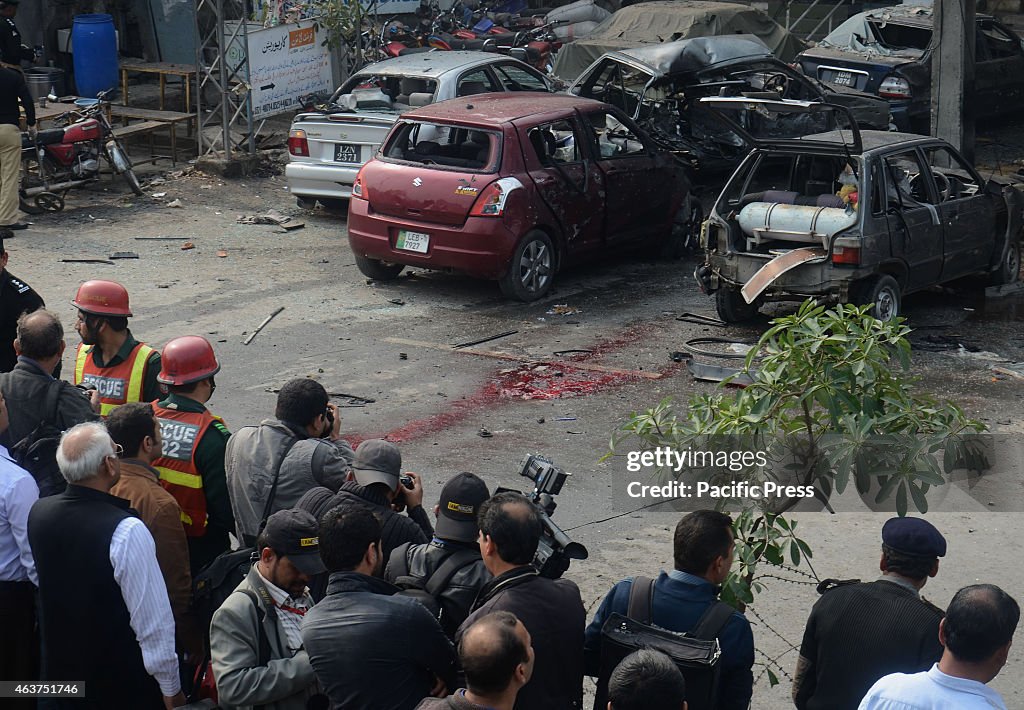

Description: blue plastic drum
[72,14,119,99]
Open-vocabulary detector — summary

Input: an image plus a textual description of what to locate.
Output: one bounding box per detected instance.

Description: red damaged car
[347,93,695,300]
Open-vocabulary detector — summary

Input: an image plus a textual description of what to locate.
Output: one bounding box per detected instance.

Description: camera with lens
[497,454,588,579]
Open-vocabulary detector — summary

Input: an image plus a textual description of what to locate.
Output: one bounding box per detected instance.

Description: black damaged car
[567,35,891,176]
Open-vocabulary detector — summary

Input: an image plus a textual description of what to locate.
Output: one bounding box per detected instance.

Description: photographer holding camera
[457,491,586,710]
[226,378,355,546]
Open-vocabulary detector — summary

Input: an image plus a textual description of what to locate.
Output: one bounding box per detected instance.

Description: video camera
[497,454,588,579]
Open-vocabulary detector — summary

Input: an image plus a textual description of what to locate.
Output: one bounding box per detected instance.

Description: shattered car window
[383,121,499,172]
[575,59,655,116]
[922,146,981,202]
[331,74,439,112]
[867,20,932,51]
[584,112,646,158]
[883,151,932,207]
[528,120,581,164]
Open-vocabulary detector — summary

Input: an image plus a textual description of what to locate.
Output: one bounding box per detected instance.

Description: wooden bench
[113,120,178,165]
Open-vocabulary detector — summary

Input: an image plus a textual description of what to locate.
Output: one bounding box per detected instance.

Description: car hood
[612,35,774,78]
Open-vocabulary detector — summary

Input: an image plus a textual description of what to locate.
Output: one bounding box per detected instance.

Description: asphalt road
[7,159,1024,707]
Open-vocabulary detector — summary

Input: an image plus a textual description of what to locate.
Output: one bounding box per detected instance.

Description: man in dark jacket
[226,378,354,545]
[457,492,585,710]
[791,517,947,710]
[0,309,98,449]
[584,510,754,710]
[301,505,456,710]
[327,438,433,566]
[386,472,492,637]
[1,235,46,372]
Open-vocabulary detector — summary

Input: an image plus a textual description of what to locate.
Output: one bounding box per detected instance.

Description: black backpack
[7,379,67,498]
[389,542,481,634]
[596,576,736,710]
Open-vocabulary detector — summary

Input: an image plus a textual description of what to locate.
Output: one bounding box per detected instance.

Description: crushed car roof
[352,51,518,78]
[612,35,773,77]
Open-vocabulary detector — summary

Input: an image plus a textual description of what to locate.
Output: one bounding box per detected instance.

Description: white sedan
[285,51,554,210]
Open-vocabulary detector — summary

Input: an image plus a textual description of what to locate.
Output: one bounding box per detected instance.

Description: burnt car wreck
[568,35,890,175]
[694,99,1023,323]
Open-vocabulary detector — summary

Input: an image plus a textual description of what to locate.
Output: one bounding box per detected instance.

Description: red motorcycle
[20,91,143,213]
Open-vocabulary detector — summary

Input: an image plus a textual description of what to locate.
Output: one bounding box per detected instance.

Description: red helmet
[72,280,133,317]
[158,336,221,386]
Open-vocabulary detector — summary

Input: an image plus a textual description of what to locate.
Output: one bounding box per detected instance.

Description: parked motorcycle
[20,90,143,213]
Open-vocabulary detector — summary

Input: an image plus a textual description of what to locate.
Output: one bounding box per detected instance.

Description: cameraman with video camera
[457,491,586,710]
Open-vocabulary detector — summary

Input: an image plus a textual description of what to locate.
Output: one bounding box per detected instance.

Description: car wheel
[715,288,759,323]
[854,274,901,321]
[661,195,703,260]
[295,197,317,210]
[355,254,405,280]
[319,198,348,213]
[989,240,1021,286]
[499,231,556,301]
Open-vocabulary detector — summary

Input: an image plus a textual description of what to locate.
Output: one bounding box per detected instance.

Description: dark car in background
[797,5,1024,132]
[347,94,694,300]
[569,35,891,176]
[695,99,1022,323]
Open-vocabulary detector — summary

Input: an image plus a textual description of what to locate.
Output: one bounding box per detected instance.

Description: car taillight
[469,178,522,217]
[833,239,861,265]
[352,166,369,201]
[878,75,912,99]
[288,129,309,157]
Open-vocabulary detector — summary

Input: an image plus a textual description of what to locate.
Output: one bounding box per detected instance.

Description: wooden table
[119,61,197,112]
[31,101,112,126]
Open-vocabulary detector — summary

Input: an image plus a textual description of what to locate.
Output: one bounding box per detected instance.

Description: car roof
[799,129,934,153]
[610,35,773,77]
[402,93,606,125]
[354,51,517,79]
[855,4,994,28]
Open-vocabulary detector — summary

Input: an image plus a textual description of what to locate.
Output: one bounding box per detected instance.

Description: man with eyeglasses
[28,422,187,709]
[71,280,163,417]
[150,336,234,576]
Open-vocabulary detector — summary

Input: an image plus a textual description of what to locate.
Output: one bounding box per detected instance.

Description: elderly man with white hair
[28,421,186,709]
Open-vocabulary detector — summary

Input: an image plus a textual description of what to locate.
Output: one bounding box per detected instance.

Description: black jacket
[794,578,945,710]
[385,538,492,638]
[301,571,456,710]
[329,481,433,566]
[0,358,98,448]
[458,567,585,710]
[0,270,44,372]
[0,66,33,126]
[0,17,34,66]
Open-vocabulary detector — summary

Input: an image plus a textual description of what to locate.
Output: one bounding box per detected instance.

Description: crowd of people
[1,236,1021,710]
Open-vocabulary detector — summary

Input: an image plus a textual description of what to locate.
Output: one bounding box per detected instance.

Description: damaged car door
[581,109,669,244]
[880,148,943,290]
[522,117,606,258]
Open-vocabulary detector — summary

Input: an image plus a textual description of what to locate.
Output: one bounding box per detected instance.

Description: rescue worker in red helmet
[72,280,162,416]
[152,335,234,576]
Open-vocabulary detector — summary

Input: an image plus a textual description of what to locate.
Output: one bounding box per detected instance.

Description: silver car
[285,51,554,209]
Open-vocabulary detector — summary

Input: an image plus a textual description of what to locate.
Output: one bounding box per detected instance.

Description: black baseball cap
[882,517,947,558]
[435,472,490,543]
[262,509,327,575]
[352,439,402,491]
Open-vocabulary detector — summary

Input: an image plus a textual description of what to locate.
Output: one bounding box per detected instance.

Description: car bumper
[348,199,521,280]
[706,252,875,300]
[285,161,358,200]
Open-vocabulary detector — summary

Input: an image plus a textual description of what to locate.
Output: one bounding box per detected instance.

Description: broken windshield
[330,74,439,113]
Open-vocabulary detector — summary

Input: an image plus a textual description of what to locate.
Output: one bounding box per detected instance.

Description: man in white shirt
[0,389,38,704]
[859,583,1019,710]
[27,421,185,709]
[210,508,322,710]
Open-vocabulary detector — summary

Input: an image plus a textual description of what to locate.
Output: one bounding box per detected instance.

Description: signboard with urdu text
[245,21,333,119]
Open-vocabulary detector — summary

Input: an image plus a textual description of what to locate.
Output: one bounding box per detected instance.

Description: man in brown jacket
[107,402,199,658]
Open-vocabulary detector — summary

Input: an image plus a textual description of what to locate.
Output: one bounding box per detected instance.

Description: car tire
[715,288,759,323]
[661,195,703,260]
[854,274,901,321]
[319,198,348,213]
[499,231,556,301]
[295,197,317,210]
[355,254,405,280]
[989,240,1021,286]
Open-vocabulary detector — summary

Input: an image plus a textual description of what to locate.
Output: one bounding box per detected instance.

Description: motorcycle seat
[398,46,434,55]
[22,128,65,149]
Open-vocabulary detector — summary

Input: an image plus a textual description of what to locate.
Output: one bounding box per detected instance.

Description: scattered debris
[682,337,755,360]
[109,252,139,260]
[991,363,1024,380]
[553,349,593,357]
[135,236,193,241]
[151,192,167,198]
[985,282,1024,298]
[453,330,518,349]
[399,352,408,360]
[554,416,577,421]
[954,346,1005,362]
[389,298,405,306]
[243,306,284,345]
[537,417,545,423]
[167,199,183,208]
[181,242,195,250]
[727,342,754,355]
[478,427,493,438]
[670,351,693,363]
[676,312,728,327]
[60,258,113,264]
[547,304,581,316]
[687,360,756,386]
[216,250,228,258]
[236,209,302,231]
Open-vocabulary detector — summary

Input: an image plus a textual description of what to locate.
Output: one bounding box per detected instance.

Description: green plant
[608,300,987,608]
